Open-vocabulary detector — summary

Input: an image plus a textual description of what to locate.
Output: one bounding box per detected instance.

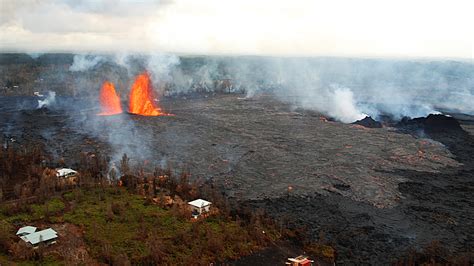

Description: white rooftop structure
[188,199,212,216]
[21,228,58,246]
[16,226,37,236]
[188,199,211,208]
[56,168,77,178]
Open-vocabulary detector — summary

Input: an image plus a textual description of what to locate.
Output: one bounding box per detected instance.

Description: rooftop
[21,228,58,245]
[188,199,211,208]
[56,168,77,177]
[16,226,37,236]
[288,255,313,264]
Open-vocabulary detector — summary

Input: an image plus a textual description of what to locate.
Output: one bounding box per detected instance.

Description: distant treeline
[0,53,74,66]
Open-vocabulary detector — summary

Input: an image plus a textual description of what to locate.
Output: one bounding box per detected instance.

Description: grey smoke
[147,54,179,79]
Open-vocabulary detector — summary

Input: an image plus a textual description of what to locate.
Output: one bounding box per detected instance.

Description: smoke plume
[69,55,105,72]
[159,56,474,121]
[69,54,472,123]
[37,91,57,108]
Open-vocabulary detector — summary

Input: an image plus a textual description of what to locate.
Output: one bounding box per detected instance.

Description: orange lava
[128,72,170,116]
[98,81,123,116]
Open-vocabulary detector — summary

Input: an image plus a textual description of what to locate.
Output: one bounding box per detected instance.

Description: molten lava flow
[98,81,123,115]
[129,72,168,116]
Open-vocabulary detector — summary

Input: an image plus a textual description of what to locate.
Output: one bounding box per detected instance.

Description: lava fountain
[98,81,123,115]
[128,72,170,116]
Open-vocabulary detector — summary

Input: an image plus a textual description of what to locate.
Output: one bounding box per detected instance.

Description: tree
[119,154,130,176]
[108,167,118,183]
[0,221,13,252]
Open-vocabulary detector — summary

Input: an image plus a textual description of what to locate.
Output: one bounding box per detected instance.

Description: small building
[286,255,314,266]
[56,168,77,178]
[56,168,78,186]
[188,199,211,217]
[19,228,58,247]
[16,226,37,237]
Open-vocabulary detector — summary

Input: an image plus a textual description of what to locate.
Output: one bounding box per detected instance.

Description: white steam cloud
[328,88,366,123]
[158,56,473,122]
[69,55,105,72]
[37,91,56,108]
[62,53,474,123]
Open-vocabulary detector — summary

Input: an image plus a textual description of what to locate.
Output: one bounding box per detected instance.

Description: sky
[0,0,473,59]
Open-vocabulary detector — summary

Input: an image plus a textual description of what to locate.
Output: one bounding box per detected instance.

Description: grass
[31,198,65,220]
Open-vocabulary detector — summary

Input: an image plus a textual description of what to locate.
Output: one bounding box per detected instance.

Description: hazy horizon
[1,0,473,59]
[1,51,473,63]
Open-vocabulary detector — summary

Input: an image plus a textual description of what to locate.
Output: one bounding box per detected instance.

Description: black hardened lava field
[1,54,473,264]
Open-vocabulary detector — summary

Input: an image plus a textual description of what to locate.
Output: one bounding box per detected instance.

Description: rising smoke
[69,55,105,72]
[62,53,181,173]
[327,88,366,123]
[18,52,472,172]
[66,54,474,123]
[151,56,473,122]
[37,91,56,108]
[184,57,474,121]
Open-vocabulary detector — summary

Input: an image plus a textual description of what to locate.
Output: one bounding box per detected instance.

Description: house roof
[188,199,211,208]
[22,228,58,245]
[16,226,37,235]
[288,255,313,264]
[56,168,77,177]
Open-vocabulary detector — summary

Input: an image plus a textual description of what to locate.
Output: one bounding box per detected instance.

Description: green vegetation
[31,198,65,220]
[0,198,64,224]
[0,187,279,265]
[0,148,303,264]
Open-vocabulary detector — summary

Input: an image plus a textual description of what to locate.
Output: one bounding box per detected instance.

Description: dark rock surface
[352,116,382,128]
[244,113,474,264]
[396,114,465,134]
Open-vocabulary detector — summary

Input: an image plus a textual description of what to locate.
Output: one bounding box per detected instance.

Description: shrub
[0,220,13,252]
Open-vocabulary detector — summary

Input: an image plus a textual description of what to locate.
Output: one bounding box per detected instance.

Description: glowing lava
[129,72,169,116]
[98,81,123,115]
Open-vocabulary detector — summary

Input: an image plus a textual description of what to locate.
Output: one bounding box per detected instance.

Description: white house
[56,168,79,186]
[17,226,58,247]
[188,199,212,216]
[56,168,77,178]
[286,255,314,266]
